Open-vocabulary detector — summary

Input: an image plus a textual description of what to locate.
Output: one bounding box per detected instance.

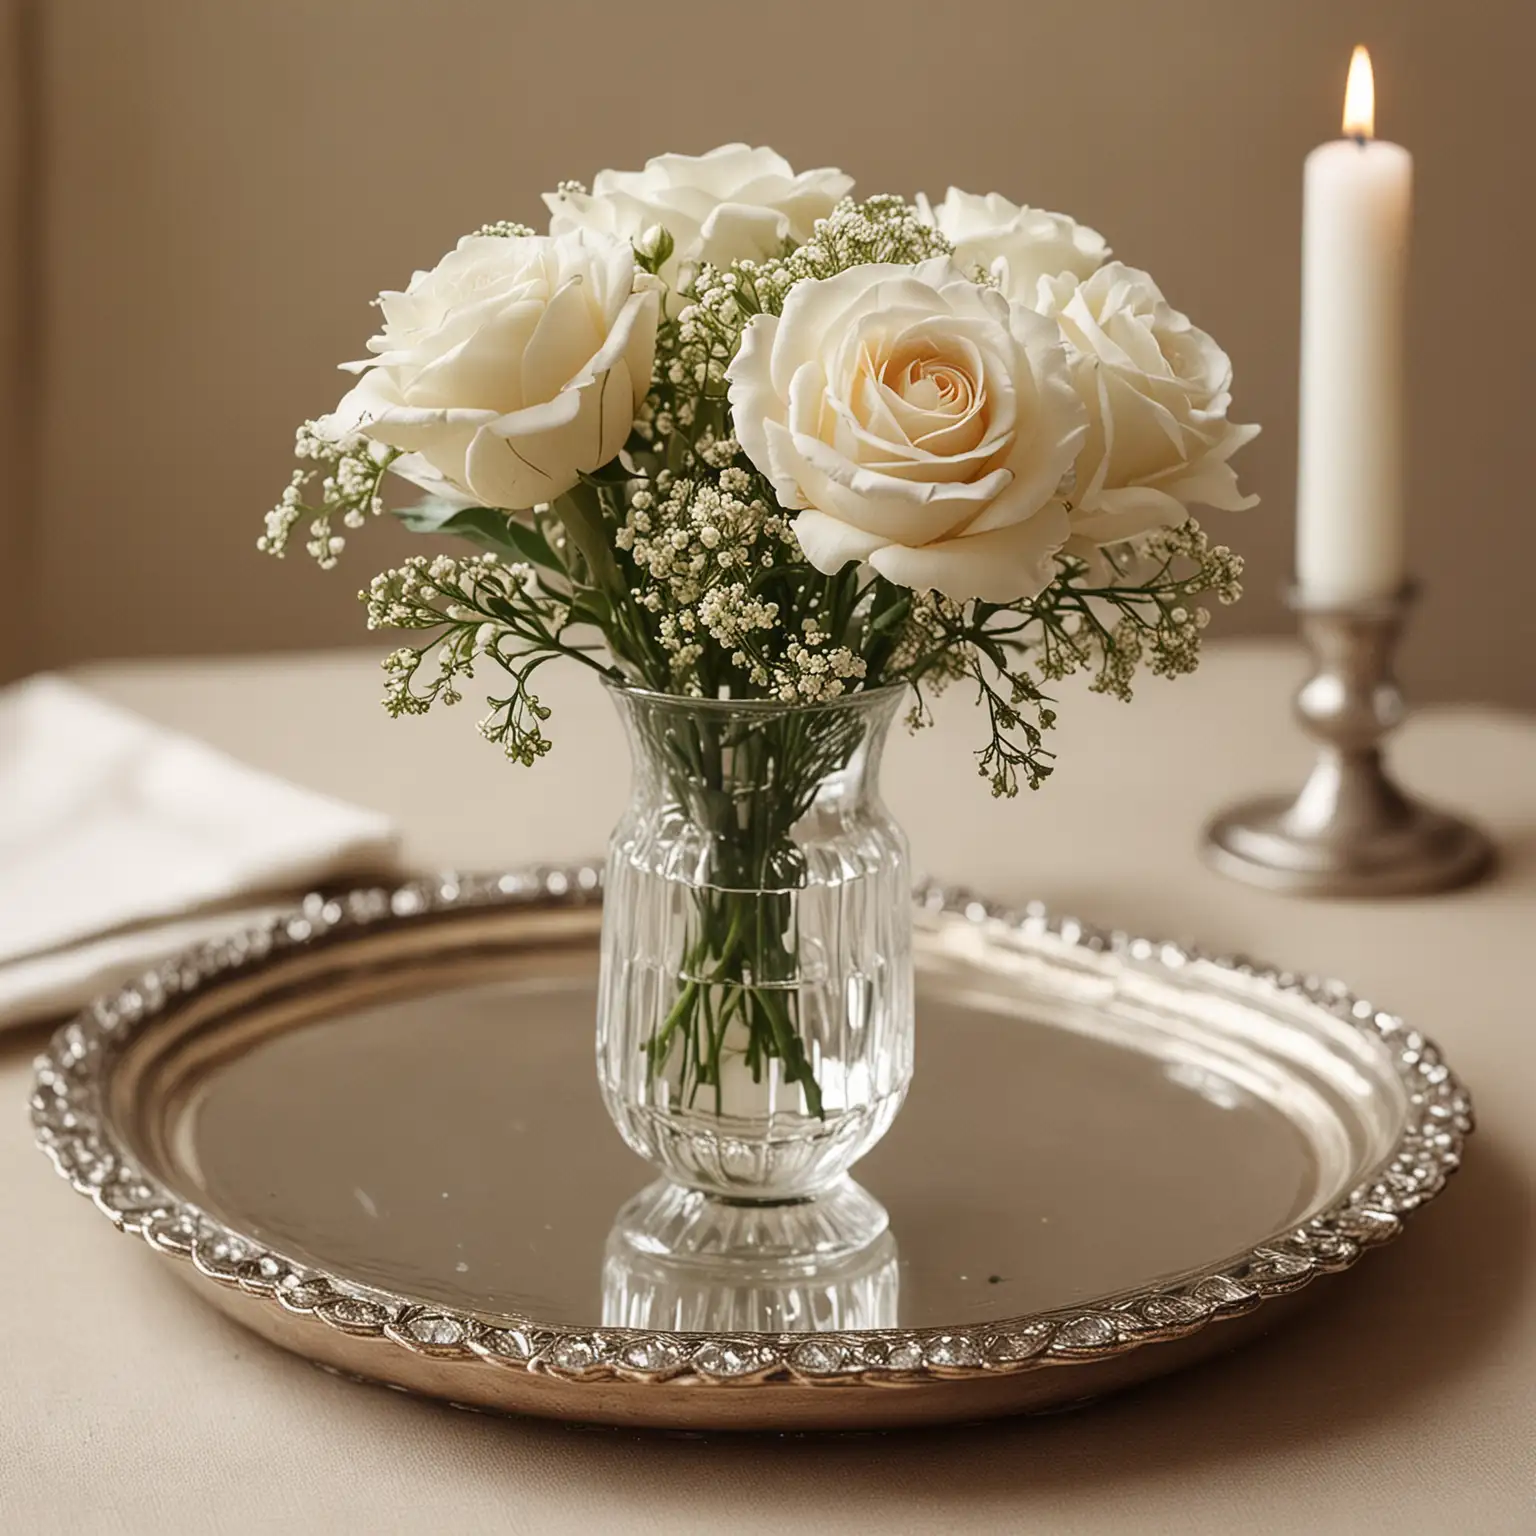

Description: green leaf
[551,489,623,595]
[393,500,563,571]
[393,496,478,534]
[495,518,564,571]
[569,589,613,628]
[868,595,912,634]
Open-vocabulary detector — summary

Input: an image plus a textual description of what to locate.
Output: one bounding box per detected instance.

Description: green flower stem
[628,701,868,1120]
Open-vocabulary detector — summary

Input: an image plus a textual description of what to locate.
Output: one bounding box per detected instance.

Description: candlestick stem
[1202,588,1493,897]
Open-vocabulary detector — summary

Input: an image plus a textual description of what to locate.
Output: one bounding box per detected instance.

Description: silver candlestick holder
[1202,586,1494,897]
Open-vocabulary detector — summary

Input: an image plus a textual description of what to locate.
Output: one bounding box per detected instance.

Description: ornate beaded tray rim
[31,867,1472,1390]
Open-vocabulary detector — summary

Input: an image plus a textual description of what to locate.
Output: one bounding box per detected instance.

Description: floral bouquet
[263,145,1256,1199]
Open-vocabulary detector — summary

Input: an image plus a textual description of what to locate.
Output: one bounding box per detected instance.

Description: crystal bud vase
[597,683,913,1201]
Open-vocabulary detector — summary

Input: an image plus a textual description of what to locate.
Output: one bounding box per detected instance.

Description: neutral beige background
[6,0,1535,702]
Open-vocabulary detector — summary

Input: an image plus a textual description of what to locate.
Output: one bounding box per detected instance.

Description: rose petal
[1069,486,1188,544]
[463,387,588,508]
[727,319,799,506]
[791,508,888,573]
[791,431,1011,546]
[360,404,499,494]
[405,298,544,413]
[868,502,1071,603]
[697,202,793,267]
[518,278,604,406]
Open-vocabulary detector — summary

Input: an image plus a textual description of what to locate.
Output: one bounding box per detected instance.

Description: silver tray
[31,869,1471,1432]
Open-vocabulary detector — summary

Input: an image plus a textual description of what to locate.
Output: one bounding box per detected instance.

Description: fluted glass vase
[596,683,913,1202]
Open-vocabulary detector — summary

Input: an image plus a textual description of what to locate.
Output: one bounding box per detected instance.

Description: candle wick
[1350,132,1369,149]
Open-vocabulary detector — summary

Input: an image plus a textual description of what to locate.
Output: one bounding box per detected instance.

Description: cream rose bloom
[726,258,1088,602]
[319,229,660,509]
[917,188,1108,306]
[1036,262,1259,544]
[545,144,851,291]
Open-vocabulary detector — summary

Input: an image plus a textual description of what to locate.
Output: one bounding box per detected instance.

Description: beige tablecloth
[4,641,1533,1534]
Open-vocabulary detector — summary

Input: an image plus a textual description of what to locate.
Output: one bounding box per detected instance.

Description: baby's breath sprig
[259,423,399,570]
[362,550,597,765]
[724,195,954,319]
[882,522,1243,795]
[890,594,1058,797]
[970,658,1059,797]
[1038,521,1243,700]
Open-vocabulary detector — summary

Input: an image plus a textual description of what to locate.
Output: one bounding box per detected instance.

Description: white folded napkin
[0,675,400,1028]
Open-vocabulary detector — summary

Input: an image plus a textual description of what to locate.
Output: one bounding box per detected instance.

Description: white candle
[1296,46,1413,602]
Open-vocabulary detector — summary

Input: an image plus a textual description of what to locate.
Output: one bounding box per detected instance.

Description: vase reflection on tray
[602,1178,899,1335]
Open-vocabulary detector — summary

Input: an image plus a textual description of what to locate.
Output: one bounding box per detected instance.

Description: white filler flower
[546,144,851,292]
[726,257,1088,603]
[319,228,660,509]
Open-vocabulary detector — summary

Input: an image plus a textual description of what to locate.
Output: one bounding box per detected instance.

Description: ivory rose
[726,258,1088,602]
[917,188,1108,305]
[1036,262,1259,544]
[319,228,660,509]
[545,144,851,292]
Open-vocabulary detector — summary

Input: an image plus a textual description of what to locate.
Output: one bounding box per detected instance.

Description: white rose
[321,229,660,510]
[1037,262,1259,545]
[917,188,1108,306]
[545,144,852,291]
[726,258,1088,603]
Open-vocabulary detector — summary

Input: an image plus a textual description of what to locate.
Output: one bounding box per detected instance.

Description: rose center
[886,352,975,416]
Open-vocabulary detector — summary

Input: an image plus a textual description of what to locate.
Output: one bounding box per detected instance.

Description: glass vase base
[607,1175,891,1273]
[604,1091,906,1203]
[602,1177,898,1333]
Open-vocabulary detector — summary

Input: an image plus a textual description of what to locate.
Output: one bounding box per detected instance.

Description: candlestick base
[1204,793,1492,898]
[1200,587,1495,899]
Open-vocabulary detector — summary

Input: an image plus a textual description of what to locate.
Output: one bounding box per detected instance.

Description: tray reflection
[604,1179,900,1333]
[160,948,1328,1331]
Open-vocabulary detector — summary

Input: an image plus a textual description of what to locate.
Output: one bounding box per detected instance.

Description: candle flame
[1343,45,1375,139]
